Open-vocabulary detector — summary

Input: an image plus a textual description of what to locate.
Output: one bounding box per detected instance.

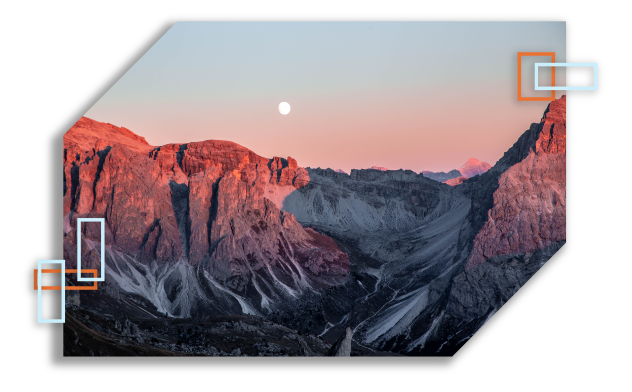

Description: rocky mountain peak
[67,116,151,150]
[458,157,492,178]
[536,95,566,154]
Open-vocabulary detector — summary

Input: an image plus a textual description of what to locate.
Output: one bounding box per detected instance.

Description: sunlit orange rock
[466,96,566,269]
[444,176,468,186]
[63,117,349,297]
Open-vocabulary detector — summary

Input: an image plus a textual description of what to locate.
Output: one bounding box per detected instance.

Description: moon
[278,102,291,115]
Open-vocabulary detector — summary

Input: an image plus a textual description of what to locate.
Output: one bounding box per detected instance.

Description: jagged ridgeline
[62,96,565,356]
[64,123,348,316]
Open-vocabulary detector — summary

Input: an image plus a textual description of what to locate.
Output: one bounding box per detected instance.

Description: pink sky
[85,22,566,173]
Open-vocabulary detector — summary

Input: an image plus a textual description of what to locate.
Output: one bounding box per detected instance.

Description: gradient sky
[85,22,566,174]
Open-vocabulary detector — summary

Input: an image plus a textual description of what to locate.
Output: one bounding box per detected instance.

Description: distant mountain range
[421,169,462,182]
[422,157,492,185]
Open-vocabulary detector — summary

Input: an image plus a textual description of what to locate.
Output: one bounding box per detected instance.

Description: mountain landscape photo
[62,95,566,357]
[58,22,567,357]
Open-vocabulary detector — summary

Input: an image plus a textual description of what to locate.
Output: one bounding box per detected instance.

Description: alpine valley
[62,96,566,356]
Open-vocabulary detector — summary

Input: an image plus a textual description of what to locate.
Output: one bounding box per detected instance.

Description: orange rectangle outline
[518,52,556,101]
[33,269,98,291]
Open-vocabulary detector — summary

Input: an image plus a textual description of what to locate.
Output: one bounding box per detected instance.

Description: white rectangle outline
[535,63,598,91]
[77,218,105,282]
[37,260,65,323]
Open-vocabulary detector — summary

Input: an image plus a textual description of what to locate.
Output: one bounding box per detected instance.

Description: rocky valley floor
[63,305,398,357]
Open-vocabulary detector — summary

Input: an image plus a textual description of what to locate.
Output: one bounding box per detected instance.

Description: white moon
[278,102,291,115]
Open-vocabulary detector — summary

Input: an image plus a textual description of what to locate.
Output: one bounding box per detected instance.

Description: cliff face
[465,154,565,268]
[466,96,566,269]
[63,117,348,317]
[439,98,566,339]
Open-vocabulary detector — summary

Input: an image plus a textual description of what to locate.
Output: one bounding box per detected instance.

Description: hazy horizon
[85,22,566,174]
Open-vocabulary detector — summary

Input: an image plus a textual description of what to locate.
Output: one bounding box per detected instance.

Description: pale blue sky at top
[86,22,566,173]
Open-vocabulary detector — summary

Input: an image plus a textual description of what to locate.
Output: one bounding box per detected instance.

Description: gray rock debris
[297,337,314,356]
[207,346,219,356]
[104,282,120,301]
[327,327,353,357]
[253,341,283,356]
[114,318,139,337]
[66,291,80,307]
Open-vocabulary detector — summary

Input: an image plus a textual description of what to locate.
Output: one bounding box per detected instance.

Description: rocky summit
[63,97,566,356]
[458,158,492,178]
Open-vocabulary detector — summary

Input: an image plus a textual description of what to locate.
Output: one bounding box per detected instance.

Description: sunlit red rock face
[63,117,349,308]
[466,96,566,269]
[389,97,566,355]
[458,158,492,178]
